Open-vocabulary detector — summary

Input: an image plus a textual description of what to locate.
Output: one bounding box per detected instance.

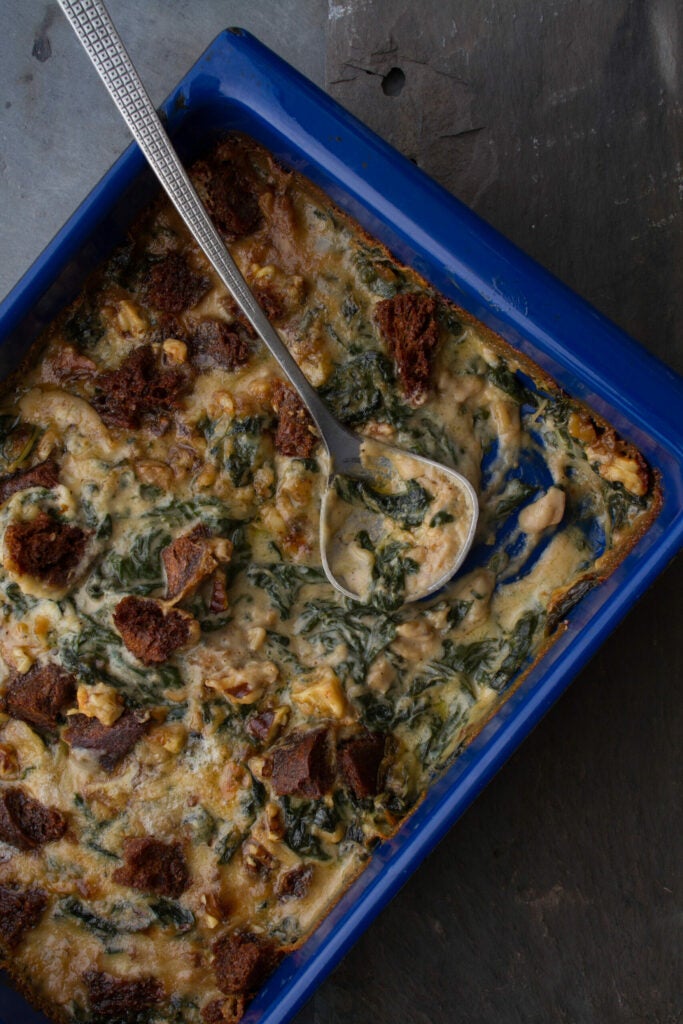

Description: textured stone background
[0,2,681,1023]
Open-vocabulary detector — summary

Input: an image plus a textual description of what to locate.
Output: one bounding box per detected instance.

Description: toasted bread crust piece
[4,512,89,588]
[145,252,210,315]
[93,343,193,430]
[113,596,199,663]
[0,788,67,850]
[63,708,150,770]
[267,727,334,799]
[188,320,251,372]
[212,931,281,995]
[338,732,386,799]
[113,836,190,898]
[6,663,76,732]
[374,293,441,404]
[83,969,165,1021]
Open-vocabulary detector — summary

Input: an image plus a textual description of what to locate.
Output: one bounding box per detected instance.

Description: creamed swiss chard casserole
[0,135,659,1023]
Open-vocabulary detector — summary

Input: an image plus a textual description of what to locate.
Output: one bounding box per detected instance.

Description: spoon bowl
[320,432,479,607]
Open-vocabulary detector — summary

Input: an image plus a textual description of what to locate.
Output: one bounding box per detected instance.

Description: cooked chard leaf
[547,577,597,634]
[447,599,472,628]
[401,414,461,467]
[142,495,241,535]
[64,301,104,351]
[297,598,396,683]
[245,562,325,619]
[86,528,170,598]
[79,497,113,540]
[334,476,432,529]
[606,482,648,530]
[440,637,499,683]
[319,350,407,428]
[494,479,538,520]
[215,828,242,866]
[183,805,218,845]
[490,610,541,689]
[57,897,119,937]
[0,415,40,471]
[0,580,38,615]
[430,510,455,527]
[282,798,330,860]
[352,245,406,297]
[341,295,359,320]
[148,898,195,932]
[356,691,396,730]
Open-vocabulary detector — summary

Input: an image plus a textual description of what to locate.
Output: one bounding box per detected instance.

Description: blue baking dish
[0,28,681,1024]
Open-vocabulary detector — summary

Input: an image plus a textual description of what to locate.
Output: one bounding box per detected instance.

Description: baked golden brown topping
[0,133,659,1024]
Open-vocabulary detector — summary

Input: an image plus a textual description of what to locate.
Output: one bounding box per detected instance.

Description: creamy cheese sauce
[0,135,658,1024]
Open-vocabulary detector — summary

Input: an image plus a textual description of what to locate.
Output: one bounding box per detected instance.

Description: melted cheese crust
[0,135,659,1024]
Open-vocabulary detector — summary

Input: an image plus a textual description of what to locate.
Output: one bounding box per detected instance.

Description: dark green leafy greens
[490,610,541,689]
[282,797,331,859]
[319,351,407,428]
[246,562,325,619]
[296,598,396,683]
[64,301,104,351]
[357,533,419,612]
[334,476,432,529]
[148,898,195,933]
[352,245,407,298]
[0,415,40,470]
[486,363,538,407]
[86,528,170,598]
[494,479,538,520]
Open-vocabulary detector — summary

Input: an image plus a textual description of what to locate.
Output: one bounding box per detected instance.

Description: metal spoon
[57,0,479,604]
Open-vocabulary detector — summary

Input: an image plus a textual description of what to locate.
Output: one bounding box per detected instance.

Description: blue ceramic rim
[0,28,681,1024]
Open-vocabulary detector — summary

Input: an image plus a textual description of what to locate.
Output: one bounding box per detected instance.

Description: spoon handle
[57,0,353,455]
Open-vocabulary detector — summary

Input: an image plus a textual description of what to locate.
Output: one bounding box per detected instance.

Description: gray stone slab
[0,0,327,301]
[326,0,682,372]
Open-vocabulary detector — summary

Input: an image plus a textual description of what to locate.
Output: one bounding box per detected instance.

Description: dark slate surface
[1,2,681,1023]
